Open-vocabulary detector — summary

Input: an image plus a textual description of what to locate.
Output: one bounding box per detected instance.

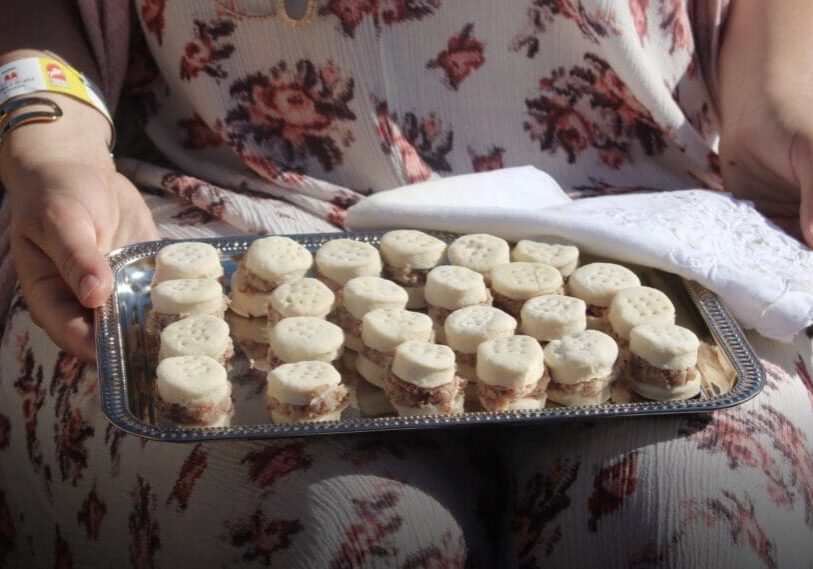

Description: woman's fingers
[13,238,96,361]
[27,200,114,309]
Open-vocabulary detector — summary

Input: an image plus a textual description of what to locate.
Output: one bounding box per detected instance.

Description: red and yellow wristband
[0,53,115,151]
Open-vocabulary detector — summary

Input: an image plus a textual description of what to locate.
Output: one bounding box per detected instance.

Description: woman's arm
[717,0,813,246]
[0,0,159,361]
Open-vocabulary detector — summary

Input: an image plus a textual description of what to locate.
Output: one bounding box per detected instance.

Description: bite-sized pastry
[447,233,510,282]
[379,230,447,309]
[384,340,464,417]
[567,263,641,329]
[156,355,233,426]
[267,316,345,368]
[520,294,587,344]
[227,312,270,369]
[544,330,619,406]
[628,323,701,401]
[315,238,382,293]
[230,236,313,316]
[266,361,350,424]
[150,279,227,333]
[267,278,335,327]
[608,286,676,345]
[357,308,434,388]
[476,335,549,412]
[490,262,564,318]
[333,277,408,351]
[229,269,272,318]
[444,305,517,381]
[424,265,492,341]
[159,314,234,364]
[153,241,223,283]
[511,240,580,277]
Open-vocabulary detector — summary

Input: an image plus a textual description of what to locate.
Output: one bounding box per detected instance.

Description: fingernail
[79,275,100,303]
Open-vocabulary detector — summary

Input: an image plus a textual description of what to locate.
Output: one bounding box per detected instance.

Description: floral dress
[1,1,812,568]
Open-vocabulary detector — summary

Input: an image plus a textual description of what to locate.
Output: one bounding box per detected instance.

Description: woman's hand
[1,95,159,361]
[718,0,813,247]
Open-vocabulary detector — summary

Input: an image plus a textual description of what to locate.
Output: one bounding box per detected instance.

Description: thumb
[32,207,114,308]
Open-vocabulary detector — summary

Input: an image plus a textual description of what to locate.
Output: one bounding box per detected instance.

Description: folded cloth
[347,166,813,341]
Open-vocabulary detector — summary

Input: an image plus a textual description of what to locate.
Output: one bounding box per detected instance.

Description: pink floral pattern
[179,114,224,149]
[525,53,668,166]
[320,0,441,37]
[586,451,639,531]
[242,442,314,487]
[166,444,208,512]
[141,0,167,45]
[225,511,303,565]
[180,19,236,82]
[375,99,453,177]
[129,477,161,569]
[426,24,486,91]
[78,485,107,540]
[469,146,506,172]
[226,60,356,173]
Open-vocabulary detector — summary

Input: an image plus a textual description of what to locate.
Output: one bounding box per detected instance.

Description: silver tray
[95,232,765,442]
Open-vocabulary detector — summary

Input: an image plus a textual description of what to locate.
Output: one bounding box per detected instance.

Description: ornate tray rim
[95,232,765,442]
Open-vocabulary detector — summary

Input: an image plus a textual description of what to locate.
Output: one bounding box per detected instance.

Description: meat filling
[586,304,609,319]
[492,288,565,318]
[628,353,698,388]
[383,264,430,287]
[548,374,613,397]
[267,385,350,421]
[330,305,362,338]
[361,346,393,368]
[478,371,551,411]
[453,350,477,368]
[157,395,233,425]
[236,261,281,293]
[384,372,464,410]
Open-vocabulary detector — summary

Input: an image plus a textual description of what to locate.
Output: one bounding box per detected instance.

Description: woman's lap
[3,287,812,568]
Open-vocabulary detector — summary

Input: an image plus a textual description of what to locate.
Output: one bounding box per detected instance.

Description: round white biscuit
[380,230,447,269]
[156,355,230,407]
[511,240,579,277]
[244,236,313,285]
[154,242,223,283]
[631,374,701,401]
[491,262,563,300]
[447,234,510,278]
[159,314,231,360]
[544,330,618,384]
[266,361,342,406]
[392,341,456,388]
[361,308,434,352]
[568,263,640,307]
[315,239,382,286]
[424,266,490,310]
[152,279,224,316]
[609,286,676,340]
[356,353,386,388]
[269,278,335,319]
[444,306,517,354]
[268,317,345,363]
[629,323,699,370]
[477,335,545,389]
[520,295,586,341]
[343,277,408,320]
[230,269,272,317]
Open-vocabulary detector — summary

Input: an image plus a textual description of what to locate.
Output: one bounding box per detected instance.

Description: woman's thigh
[0,295,492,569]
[500,331,813,569]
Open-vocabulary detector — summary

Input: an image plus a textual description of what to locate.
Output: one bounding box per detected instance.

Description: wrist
[0,93,114,186]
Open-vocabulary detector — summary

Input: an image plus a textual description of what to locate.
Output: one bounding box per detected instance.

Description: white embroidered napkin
[346,167,813,341]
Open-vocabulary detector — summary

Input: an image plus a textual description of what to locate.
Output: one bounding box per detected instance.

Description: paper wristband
[0,56,113,143]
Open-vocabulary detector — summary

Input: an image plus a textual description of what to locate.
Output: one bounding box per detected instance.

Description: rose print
[659,0,691,54]
[226,511,303,565]
[469,146,505,172]
[129,477,161,569]
[427,24,485,91]
[509,0,620,57]
[55,409,94,485]
[320,0,441,38]
[630,0,649,43]
[330,489,404,569]
[78,485,107,540]
[167,444,208,512]
[54,526,74,569]
[179,114,223,149]
[13,345,52,494]
[180,19,236,82]
[242,441,314,488]
[400,531,466,569]
[226,60,356,173]
[587,451,639,531]
[141,0,167,45]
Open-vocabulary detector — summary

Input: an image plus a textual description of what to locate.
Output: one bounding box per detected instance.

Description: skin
[0,0,810,361]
